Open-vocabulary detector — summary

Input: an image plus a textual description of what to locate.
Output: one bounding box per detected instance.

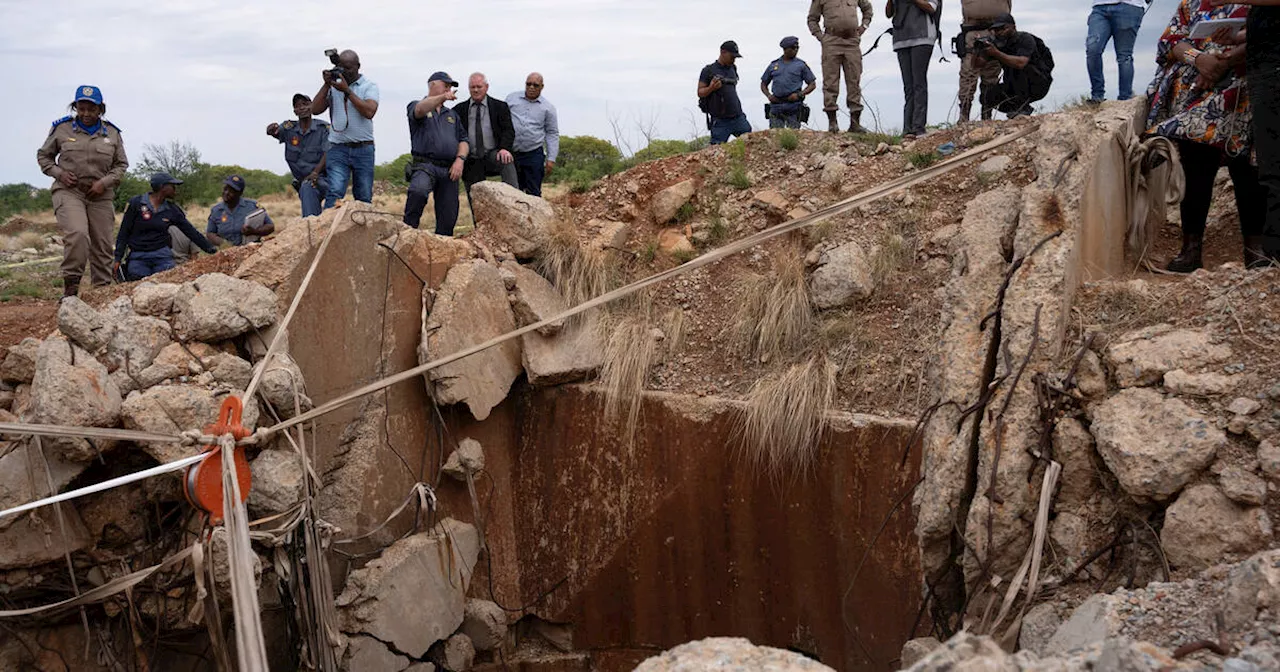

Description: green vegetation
[776,129,800,151]
[0,184,53,222]
[675,201,696,223]
[0,267,61,302]
[113,141,294,211]
[906,149,940,169]
[850,131,904,147]
[726,164,751,190]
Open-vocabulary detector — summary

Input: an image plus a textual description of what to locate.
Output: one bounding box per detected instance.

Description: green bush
[906,150,940,169]
[776,129,800,151]
[376,153,414,189]
[0,183,53,221]
[549,136,623,184]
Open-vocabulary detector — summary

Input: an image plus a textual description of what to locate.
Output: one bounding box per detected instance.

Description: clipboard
[1188,18,1245,40]
[243,208,267,233]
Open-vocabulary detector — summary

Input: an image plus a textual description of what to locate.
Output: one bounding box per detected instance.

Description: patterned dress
[1144,0,1251,157]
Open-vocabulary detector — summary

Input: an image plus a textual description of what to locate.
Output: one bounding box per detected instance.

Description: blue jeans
[1087,3,1146,101]
[324,143,375,209]
[514,148,547,197]
[404,164,460,236]
[126,248,175,281]
[710,114,752,144]
[297,178,324,217]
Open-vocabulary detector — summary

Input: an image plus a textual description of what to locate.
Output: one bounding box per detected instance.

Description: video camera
[325,48,344,83]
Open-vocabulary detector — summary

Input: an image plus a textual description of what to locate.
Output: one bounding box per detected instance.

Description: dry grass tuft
[536,217,613,306]
[871,233,912,286]
[599,296,660,445]
[732,249,815,361]
[1,231,49,252]
[664,307,686,353]
[736,354,836,480]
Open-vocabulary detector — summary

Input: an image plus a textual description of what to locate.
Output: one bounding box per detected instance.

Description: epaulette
[49,116,74,133]
[104,120,123,133]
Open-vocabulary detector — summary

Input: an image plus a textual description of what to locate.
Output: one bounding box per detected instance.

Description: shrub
[777,129,800,151]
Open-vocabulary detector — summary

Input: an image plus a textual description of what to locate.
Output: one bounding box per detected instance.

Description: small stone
[1163,369,1237,396]
[1221,466,1269,506]
[1259,441,1280,481]
[752,189,790,211]
[442,438,485,482]
[1230,397,1264,416]
[977,155,1012,176]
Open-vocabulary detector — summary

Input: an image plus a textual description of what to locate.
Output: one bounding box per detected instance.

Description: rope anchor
[183,397,252,524]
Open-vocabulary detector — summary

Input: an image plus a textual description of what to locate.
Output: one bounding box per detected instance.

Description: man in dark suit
[453,72,519,193]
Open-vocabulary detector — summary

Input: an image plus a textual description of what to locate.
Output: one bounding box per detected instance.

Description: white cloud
[2,0,1181,186]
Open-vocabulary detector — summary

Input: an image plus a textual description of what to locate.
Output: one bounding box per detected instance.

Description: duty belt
[337,140,374,148]
[412,154,454,168]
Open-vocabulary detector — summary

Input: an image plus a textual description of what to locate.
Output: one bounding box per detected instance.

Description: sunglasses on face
[525,82,543,88]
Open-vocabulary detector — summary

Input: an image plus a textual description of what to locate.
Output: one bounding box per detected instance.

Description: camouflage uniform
[808,0,874,129]
[958,0,1012,121]
[36,104,128,290]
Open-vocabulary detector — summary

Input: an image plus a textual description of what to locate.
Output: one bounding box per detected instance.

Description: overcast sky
[2,0,1181,188]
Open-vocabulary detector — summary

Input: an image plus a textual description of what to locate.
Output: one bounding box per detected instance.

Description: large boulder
[521,316,604,387]
[135,342,220,389]
[419,261,522,421]
[120,385,259,464]
[57,296,113,352]
[1086,388,1223,501]
[0,338,40,384]
[1105,325,1232,388]
[132,281,181,316]
[1161,484,1272,571]
[247,448,304,518]
[171,273,278,342]
[649,179,696,224]
[503,261,566,335]
[809,241,873,310]
[30,336,122,462]
[460,598,508,652]
[105,315,173,376]
[635,637,834,672]
[0,444,93,568]
[336,519,482,659]
[254,353,313,418]
[470,182,554,258]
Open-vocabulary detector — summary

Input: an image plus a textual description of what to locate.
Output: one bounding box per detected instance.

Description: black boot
[1244,236,1270,269]
[826,110,839,133]
[847,111,868,134]
[1166,233,1204,273]
[62,277,79,299]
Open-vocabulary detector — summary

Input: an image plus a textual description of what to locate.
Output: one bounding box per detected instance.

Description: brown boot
[62,277,80,299]
[1166,233,1203,273]
[847,111,869,134]
[826,110,839,133]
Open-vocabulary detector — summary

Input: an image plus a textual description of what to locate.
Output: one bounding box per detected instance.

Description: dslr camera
[972,37,995,54]
[714,75,738,86]
[325,48,344,83]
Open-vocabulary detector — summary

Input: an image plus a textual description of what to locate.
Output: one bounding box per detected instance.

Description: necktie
[473,104,486,159]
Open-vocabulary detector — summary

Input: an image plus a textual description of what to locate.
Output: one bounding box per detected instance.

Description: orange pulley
[183,396,252,524]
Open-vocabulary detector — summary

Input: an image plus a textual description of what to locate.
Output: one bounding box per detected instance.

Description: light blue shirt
[328,76,380,144]
[504,93,560,162]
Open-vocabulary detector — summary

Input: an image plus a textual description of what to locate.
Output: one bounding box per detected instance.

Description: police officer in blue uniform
[114,173,216,281]
[206,175,275,246]
[403,72,470,236]
[267,93,329,217]
[761,37,818,129]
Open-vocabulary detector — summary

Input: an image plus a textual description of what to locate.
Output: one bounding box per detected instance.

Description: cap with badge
[223,175,246,192]
[428,71,459,87]
[990,12,1016,29]
[150,172,183,191]
[780,36,800,49]
[292,92,311,106]
[720,40,742,58]
[74,85,103,106]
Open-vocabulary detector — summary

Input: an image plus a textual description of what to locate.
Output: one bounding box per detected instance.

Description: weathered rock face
[1018,602,1062,657]
[0,338,40,384]
[132,281,181,316]
[58,296,113,352]
[460,598,508,652]
[503,261,566,335]
[438,633,475,672]
[521,316,604,387]
[254,352,313,418]
[1219,465,1268,506]
[809,241,873,310]
[1105,325,1232,388]
[247,448,304,517]
[343,635,412,672]
[171,273,278,341]
[1043,593,1125,657]
[649,179,696,224]
[105,315,173,376]
[635,637,835,672]
[337,519,481,659]
[1161,484,1272,571]
[1222,549,1280,631]
[1163,369,1237,396]
[120,386,258,464]
[420,260,522,421]
[911,631,1199,671]
[135,342,219,389]
[470,182,554,258]
[1087,388,1223,502]
[0,445,92,568]
[657,228,695,256]
[30,336,122,462]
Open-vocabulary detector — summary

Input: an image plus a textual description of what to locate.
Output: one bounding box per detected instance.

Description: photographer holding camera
[698,41,752,145]
[311,49,380,209]
[975,13,1054,118]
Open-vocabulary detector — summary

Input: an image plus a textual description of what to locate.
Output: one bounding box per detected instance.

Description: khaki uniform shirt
[36,119,129,199]
[808,0,875,39]
[962,0,1012,24]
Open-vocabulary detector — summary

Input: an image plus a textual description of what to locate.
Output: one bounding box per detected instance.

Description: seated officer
[114,173,216,281]
[976,13,1053,118]
[403,72,470,236]
[206,175,275,246]
[761,36,818,129]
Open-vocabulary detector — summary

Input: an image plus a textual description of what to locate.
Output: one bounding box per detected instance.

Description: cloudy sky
[2,0,1182,187]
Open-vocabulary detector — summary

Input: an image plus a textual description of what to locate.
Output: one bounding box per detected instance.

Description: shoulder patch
[283,120,295,129]
[103,120,123,133]
[51,115,74,128]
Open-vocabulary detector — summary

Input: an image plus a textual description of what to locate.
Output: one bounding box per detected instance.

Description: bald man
[505,72,560,197]
[312,49,381,208]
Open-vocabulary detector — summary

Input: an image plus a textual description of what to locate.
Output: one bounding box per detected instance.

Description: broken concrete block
[336,519,482,659]
[1105,325,1232,388]
[105,315,173,376]
[1163,369,1236,396]
[470,182,554,258]
[121,386,258,464]
[255,352,313,418]
[171,273,278,342]
[1222,549,1280,631]
[132,281,181,316]
[1044,594,1125,657]
[30,336,122,462]
[1,338,40,384]
[809,241,873,310]
[1019,602,1062,656]
[420,261,523,421]
[649,179,696,224]
[634,637,834,672]
[247,449,304,518]
[1162,484,1272,571]
[439,633,475,672]
[343,634,411,672]
[461,598,508,652]
[1087,388,1222,501]
[521,316,604,387]
[1220,465,1268,506]
[502,261,566,335]
[443,438,485,482]
[57,296,113,352]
